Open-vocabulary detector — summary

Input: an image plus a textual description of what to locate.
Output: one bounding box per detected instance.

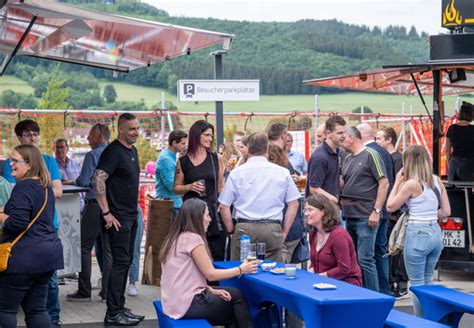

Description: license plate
[442,230,465,248]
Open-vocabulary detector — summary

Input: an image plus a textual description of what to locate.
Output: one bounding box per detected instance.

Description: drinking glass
[285,264,297,279]
[257,243,266,261]
[247,243,257,261]
[196,179,206,197]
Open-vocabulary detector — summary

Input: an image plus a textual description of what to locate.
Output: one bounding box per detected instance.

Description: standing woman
[387,145,450,317]
[0,145,63,327]
[174,120,226,260]
[445,101,474,181]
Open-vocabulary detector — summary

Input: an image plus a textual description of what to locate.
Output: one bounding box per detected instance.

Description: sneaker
[127,283,138,297]
[67,292,91,302]
[92,277,102,290]
[394,289,409,300]
[57,276,66,286]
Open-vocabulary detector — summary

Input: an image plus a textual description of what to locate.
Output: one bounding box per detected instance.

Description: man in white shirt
[219,133,301,262]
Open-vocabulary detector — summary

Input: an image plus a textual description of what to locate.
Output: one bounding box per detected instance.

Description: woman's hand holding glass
[239,260,258,274]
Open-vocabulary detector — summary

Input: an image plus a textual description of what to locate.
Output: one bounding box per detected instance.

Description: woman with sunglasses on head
[0,145,63,328]
[174,120,226,260]
[387,145,451,317]
[160,198,256,327]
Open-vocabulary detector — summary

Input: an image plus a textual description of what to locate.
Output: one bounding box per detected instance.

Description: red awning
[303,65,474,96]
[0,0,234,72]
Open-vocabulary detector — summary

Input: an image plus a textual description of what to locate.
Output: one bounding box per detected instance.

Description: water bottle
[240,234,250,262]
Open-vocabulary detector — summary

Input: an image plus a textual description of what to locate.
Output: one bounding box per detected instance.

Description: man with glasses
[54,138,82,186]
[67,124,112,303]
[3,119,63,328]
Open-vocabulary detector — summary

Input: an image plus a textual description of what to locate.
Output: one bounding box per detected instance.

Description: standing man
[155,129,188,220]
[54,138,82,185]
[286,132,307,174]
[357,123,394,295]
[316,123,326,145]
[92,113,144,326]
[3,119,63,328]
[219,133,301,262]
[232,130,245,149]
[67,124,111,303]
[376,127,402,174]
[341,126,389,292]
[306,115,346,203]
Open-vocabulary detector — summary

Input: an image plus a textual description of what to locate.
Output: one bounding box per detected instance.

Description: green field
[0,76,466,116]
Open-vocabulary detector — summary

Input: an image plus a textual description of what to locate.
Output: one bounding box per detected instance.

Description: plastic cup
[257,243,266,260]
[196,179,206,197]
[285,264,297,279]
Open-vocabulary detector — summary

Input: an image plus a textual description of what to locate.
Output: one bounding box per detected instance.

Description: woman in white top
[160,198,257,327]
[387,145,450,317]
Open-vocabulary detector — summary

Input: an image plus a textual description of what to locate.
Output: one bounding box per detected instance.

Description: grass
[0,76,465,116]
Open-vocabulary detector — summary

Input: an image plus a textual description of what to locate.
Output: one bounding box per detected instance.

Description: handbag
[291,234,310,263]
[386,211,408,257]
[0,189,48,272]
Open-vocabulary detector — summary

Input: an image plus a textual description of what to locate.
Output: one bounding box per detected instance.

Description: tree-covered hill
[6,0,429,97]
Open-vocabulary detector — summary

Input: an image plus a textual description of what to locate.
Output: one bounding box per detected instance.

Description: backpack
[386,212,409,257]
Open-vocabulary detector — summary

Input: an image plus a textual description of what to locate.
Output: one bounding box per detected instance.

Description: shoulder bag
[386,211,408,257]
[0,189,48,272]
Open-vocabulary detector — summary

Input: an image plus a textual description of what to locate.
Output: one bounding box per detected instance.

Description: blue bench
[153,300,212,328]
[410,285,474,327]
[384,309,450,328]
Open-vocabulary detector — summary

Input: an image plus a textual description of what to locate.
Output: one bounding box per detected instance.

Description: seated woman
[305,194,362,286]
[160,198,257,327]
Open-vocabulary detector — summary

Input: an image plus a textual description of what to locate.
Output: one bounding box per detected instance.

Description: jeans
[183,287,252,328]
[0,271,54,328]
[375,218,390,295]
[404,222,443,317]
[129,207,144,283]
[346,218,379,291]
[46,271,60,324]
[106,218,137,316]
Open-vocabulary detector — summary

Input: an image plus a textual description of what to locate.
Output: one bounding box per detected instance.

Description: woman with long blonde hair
[387,145,450,317]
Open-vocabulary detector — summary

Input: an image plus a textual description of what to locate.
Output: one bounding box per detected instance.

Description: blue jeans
[129,207,144,283]
[375,218,390,295]
[0,271,53,328]
[46,271,60,324]
[346,218,379,291]
[404,222,443,317]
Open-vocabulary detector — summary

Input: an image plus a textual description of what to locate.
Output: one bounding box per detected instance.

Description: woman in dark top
[305,194,362,286]
[0,144,63,328]
[174,120,226,260]
[446,101,474,181]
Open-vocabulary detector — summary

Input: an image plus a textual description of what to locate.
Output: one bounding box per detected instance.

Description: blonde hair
[403,145,434,189]
[221,142,240,166]
[14,144,51,188]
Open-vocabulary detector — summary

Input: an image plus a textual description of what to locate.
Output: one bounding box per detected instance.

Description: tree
[0,90,37,108]
[38,66,70,109]
[103,84,117,103]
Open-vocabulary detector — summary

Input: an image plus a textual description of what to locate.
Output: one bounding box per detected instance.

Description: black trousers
[183,287,252,328]
[0,271,54,328]
[105,218,137,316]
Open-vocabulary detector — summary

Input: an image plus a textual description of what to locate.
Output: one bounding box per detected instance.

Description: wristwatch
[373,207,382,214]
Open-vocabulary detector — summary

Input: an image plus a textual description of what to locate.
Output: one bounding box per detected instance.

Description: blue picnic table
[214,261,395,328]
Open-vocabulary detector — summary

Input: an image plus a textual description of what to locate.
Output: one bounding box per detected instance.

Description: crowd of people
[0,103,471,327]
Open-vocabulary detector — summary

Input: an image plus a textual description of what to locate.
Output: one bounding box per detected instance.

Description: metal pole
[211,50,226,148]
[161,92,166,150]
[314,95,319,147]
[402,101,406,151]
[433,70,442,175]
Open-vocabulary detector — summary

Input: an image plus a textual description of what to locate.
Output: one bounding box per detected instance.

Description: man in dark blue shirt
[306,115,347,203]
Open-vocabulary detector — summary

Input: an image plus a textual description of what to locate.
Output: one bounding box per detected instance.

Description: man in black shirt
[93,113,144,326]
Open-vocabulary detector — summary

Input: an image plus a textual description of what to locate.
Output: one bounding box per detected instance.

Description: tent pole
[433,69,442,175]
[211,50,226,148]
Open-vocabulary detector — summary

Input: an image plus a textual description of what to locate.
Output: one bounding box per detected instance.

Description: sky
[143,0,446,35]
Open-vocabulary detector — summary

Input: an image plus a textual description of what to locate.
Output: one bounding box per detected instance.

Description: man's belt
[236,218,281,224]
[85,199,98,204]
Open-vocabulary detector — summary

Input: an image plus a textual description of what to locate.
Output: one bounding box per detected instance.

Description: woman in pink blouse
[305,194,362,286]
[160,198,257,327]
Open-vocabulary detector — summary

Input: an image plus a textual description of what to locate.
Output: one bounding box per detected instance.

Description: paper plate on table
[312,283,337,290]
[269,268,285,275]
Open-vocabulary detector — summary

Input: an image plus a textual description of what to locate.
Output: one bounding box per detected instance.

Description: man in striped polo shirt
[341,126,389,292]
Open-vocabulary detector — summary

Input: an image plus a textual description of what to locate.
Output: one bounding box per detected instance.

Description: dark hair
[325,115,346,133]
[14,144,51,188]
[459,101,473,122]
[187,120,214,157]
[241,135,249,146]
[168,129,188,147]
[117,113,137,128]
[305,194,340,232]
[92,123,111,142]
[346,126,362,139]
[248,132,268,156]
[268,144,288,167]
[15,119,40,137]
[55,138,68,147]
[160,198,211,263]
[267,122,287,141]
[379,127,398,147]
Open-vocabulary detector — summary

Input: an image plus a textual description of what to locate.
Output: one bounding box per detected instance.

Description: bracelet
[238,266,242,278]
[102,211,111,216]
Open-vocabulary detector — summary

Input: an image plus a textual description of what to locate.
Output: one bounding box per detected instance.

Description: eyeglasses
[21,132,40,138]
[9,158,29,165]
